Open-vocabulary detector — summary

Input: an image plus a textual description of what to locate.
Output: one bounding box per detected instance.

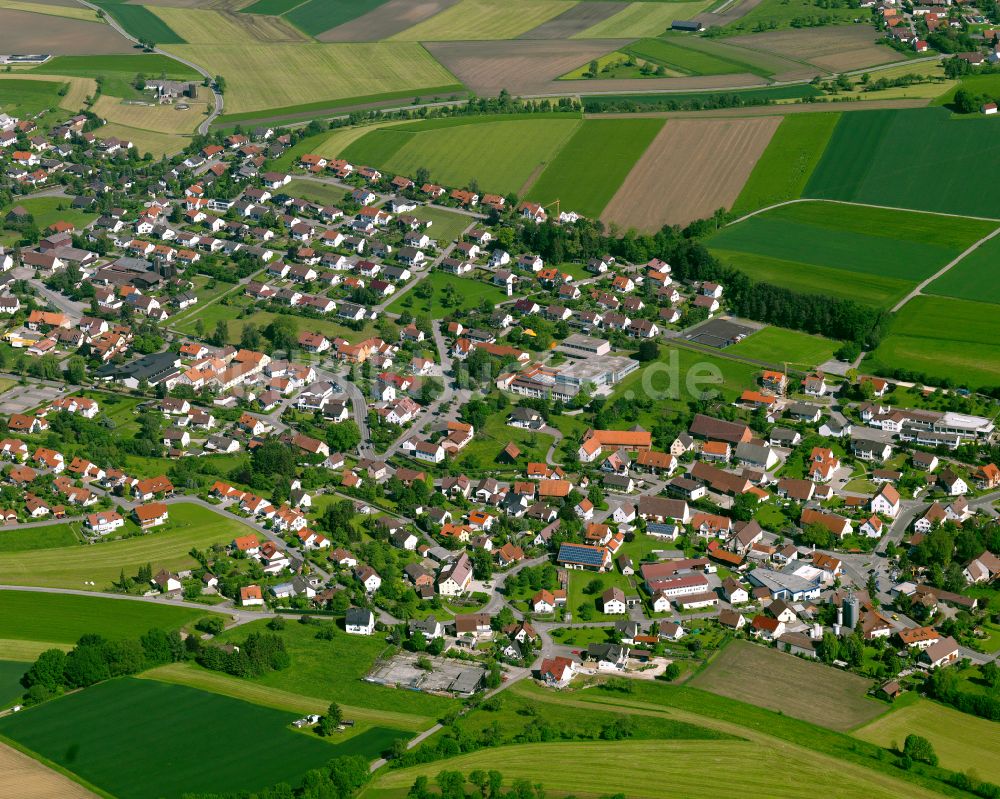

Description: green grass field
[690,640,885,731]
[807,107,1000,218]
[409,205,471,243]
[0,590,217,645]
[854,697,1000,784]
[624,36,772,77]
[933,73,1000,108]
[0,660,28,708]
[1,196,97,233]
[0,79,65,119]
[31,54,200,100]
[0,678,400,799]
[575,1,715,38]
[211,619,453,719]
[0,524,79,553]
[285,0,392,35]
[732,113,840,213]
[727,326,839,368]
[708,201,995,307]
[526,118,663,218]
[392,0,575,40]
[386,272,508,317]
[925,229,1000,305]
[243,0,306,13]
[89,0,185,44]
[452,413,554,472]
[342,116,583,196]
[867,295,1000,388]
[285,178,348,206]
[0,503,250,590]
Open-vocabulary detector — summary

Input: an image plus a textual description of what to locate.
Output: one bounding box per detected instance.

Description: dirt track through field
[317,0,460,41]
[0,9,134,54]
[601,115,779,230]
[518,1,628,39]
[0,741,98,798]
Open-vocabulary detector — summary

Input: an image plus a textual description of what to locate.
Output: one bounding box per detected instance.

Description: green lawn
[624,36,773,77]
[0,523,80,553]
[385,271,508,318]
[867,294,1000,389]
[854,697,1000,785]
[732,113,840,214]
[211,619,453,720]
[567,568,635,622]
[0,678,400,799]
[285,178,348,207]
[343,115,584,196]
[0,79,64,119]
[409,205,471,243]
[0,503,253,590]
[925,229,1000,305]
[32,54,199,100]
[526,118,664,218]
[284,0,393,35]
[727,326,839,368]
[2,197,97,233]
[806,107,1000,219]
[0,590,219,644]
[0,660,28,708]
[452,413,554,473]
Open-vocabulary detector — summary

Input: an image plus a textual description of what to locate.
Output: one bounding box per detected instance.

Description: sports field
[925,229,1000,305]
[707,201,995,307]
[807,107,1000,218]
[163,42,460,115]
[527,118,663,218]
[867,295,1000,388]
[574,1,715,38]
[727,326,839,368]
[0,678,399,799]
[0,590,218,645]
[854,697,1000,784]
[342,115,582,195]
[732,113,840,213]
[391,0,576,40]
[690,640,886,731]
[0,503,250,590]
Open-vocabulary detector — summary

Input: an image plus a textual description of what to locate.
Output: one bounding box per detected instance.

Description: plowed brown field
[601,115,779,230]
[0,742,97,799]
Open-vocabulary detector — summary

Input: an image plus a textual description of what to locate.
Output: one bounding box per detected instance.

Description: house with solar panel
[557,542,611,572]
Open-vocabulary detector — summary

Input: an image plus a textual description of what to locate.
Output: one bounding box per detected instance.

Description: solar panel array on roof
[557,543,605,567]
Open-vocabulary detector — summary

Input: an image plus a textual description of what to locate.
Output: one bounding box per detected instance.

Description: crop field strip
[0,742,98,799]
[726,26,902,74]
[731,112,840,213]
[707,200,996,308]
[0,678,395,799]
[0,8,137,55]
[925,230,1000,304]
[518,1,629,39]
[88,0,186,44]
[152,6,307,42]
[527,117,664,218]
[806,106,1000,218]
[0,0,99,22]
[389,0,577,41]
[341,115,584,196]
[92,93,209,135]
[573,0,717,38]
[315,0,460,42]
[161,41,461,115]
[601,115,780,230]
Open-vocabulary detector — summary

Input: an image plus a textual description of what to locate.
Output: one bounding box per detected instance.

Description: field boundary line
[890,223,1000,312]
[0,735,111,799]
[728,197,1000,227]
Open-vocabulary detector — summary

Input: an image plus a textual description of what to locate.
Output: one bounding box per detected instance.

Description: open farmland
[0,503,251,590]
[574,0,716,38]
[317,0,459,41]
[519,1,628,38]
[707,201,995,307]
[0,590,218,645]
[867,295,1000,388]
[164,42,460,115]
[0,9,135,55]
[390,0,576,41]
[728,26,899,72]
[0,678,393,799]
[93,93,208,134]
[527,118,663,218]
[284,0,392,37]
[926,229,1000,305]
[0,79,67,121]
[854,697,1000,784]
[0,0,100,22]
[151,6,307,42]
[601,116,779,230]
[0,743,97,799]
[621,36,778,77]
[341,115,583,195]
[806,107,1000,218]
[732,112,839,213]
[727,325,840,367]
[89,0,185,43]
[690,640,885,731]
[0,73,95,114]
[0,661,28,707]
[362,737,944,799]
